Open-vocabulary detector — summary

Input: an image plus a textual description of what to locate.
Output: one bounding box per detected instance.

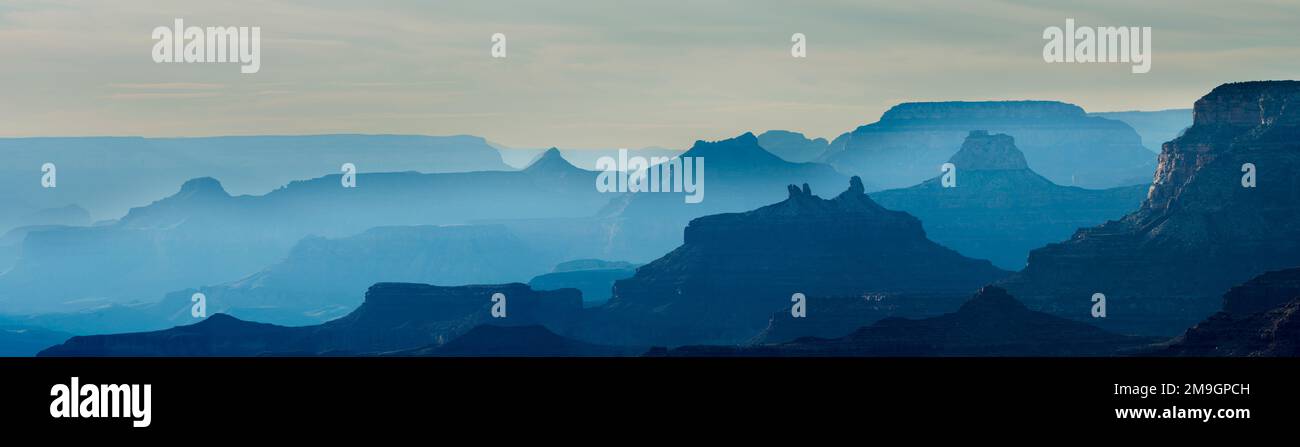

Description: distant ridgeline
[13,82,1300,358]
[0,134,512,233]
[0,150,607,316]
[820,101,1157,190]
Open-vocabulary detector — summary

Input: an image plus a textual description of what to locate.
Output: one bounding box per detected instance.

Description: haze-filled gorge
[9,82,1300,358]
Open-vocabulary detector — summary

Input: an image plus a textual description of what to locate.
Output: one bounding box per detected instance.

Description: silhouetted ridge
[1158,267,1300,356]
[660,286,1151,357]
[680,132,783,165]
[582,177,1008,347]
[37,282,582,356]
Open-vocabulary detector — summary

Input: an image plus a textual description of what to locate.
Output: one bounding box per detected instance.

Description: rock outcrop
[391,324,636,357]
[582,177,1010,347]
[1002,81,1300,335]
[872,131,1146,269]
[1157,267,1300,356]
[823,101,1155,189]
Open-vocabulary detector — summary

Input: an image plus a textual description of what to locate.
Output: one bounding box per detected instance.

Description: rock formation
[582,176,1009,347]
[1158,267,1300,356]
[872,131,1146,269]
[1002,81,1300,335]
[823,101,1155,189]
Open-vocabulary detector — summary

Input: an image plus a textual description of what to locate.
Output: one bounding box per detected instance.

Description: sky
[1,0,1298,149]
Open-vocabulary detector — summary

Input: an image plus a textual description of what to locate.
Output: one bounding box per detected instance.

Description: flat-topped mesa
[176,177,230,197]
[828,100,1152,190]
[947,131,1029,171]
[1192,81,1300,127]
[880,101,1086,122]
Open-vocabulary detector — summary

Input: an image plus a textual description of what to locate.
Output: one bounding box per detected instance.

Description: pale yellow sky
[2,0,1298,149]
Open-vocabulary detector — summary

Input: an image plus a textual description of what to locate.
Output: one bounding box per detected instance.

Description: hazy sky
[2,0,1298,149]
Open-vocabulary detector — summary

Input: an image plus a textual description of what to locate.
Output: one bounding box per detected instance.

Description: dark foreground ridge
[656,286,1156,356]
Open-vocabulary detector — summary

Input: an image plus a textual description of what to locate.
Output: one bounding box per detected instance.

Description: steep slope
[38,282,582,356]
[1002,81,1300,335]
[873,131,1146,269]
[581,176,1010,347]
[823,101,1155,189]
[661,286,1151,357]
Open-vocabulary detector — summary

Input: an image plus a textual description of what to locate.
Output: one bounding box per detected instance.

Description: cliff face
[38,282,582,356]
[824,101,1155,189]
[872,131,1146,270]
[662,286,1152,357]
[582,177,1009,347]
[1002,81,1300,335]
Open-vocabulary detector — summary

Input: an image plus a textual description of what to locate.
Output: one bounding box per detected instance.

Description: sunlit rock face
[1002,81,1300,336]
